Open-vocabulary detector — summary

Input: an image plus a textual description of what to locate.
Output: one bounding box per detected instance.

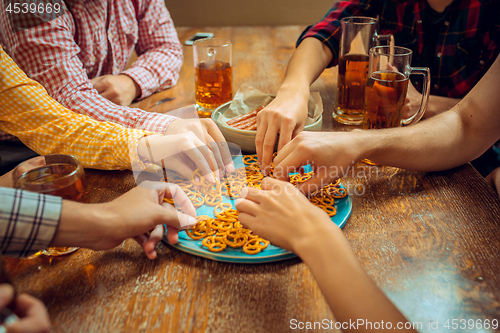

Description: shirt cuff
[122,67,157,100]
[141,113,178,135]
[128,130,161,173]
[0,188,61,258]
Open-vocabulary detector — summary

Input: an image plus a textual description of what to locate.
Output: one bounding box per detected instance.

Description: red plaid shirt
[0,0,183,141]
[298,0,500,99]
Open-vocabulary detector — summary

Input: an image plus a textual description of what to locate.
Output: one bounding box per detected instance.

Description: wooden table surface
[6,26,500,333]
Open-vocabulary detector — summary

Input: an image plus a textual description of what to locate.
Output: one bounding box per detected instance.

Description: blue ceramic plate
[162,157,352,264]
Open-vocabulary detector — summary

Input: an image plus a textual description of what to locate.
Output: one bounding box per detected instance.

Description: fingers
[277,120,294,152]
[90,77,106,94]
[144,224,164,260]
[165,156,196,181]
[274,143,306,181]
[203,121,235,173]
[485,167,500,195]
[260,122,279,176]
[235,197,260,217]
[260,177,295,193]
[161,183,196,218]
[239,186,263,204]
[165,225,179,245]
[255,114,267,168]
[175,211,197,230]
[7,294,50,333]
[139,181,196,219]
[236,212,260,231]
[0,284,15,309]
[183,138,217,183]
[133,224,179,259]
[133,224,164,260]
[205,139,225,179]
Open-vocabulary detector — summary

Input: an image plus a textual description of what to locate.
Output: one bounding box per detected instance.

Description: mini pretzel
[186,190,204,208]
[214,202,232,215]
[243,155,259,165]
[224,232,249,248]
[202,236,227,252]
[204,193,223,206]
[243,238,270,255]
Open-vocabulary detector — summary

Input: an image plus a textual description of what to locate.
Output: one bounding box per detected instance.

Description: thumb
[158,203,196,230]
[260,177,288,191]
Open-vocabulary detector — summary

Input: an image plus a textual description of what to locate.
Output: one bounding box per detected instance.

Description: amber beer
[337,54,369,122]
[18,163,86,201]
[193,38,232,117]
[363,71,409,130]
[13,155,86,257]
[361,46,430,165]
[195,60,233,117]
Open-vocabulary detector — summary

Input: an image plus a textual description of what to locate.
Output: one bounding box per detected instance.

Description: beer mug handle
[375,34,392,46]
[402,67,430,126]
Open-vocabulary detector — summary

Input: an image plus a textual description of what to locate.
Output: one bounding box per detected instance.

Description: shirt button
[417,19,422,24]
[90,56,96,63]
[437,52,442,58]
[479,60,485,65]
[434,84,439,89]
[444,21,450,26]
[108,31,114,39]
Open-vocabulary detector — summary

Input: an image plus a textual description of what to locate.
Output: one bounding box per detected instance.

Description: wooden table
[6,26,500,333]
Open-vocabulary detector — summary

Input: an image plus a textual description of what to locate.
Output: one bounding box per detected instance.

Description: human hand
[402,80,425,119]
[235,177,337,253]
[486,167,500,200]
[162,118,235,179]
[0,171,13,188]
[273,131,362,194]
[255,86,310,175]
[53,181,196,260]
[91,74,140,106]
[0,284,50,333]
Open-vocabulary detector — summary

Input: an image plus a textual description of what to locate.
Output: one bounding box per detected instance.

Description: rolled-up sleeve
[0,188,61,258]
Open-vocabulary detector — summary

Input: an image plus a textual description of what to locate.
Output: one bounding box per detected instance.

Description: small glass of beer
[362,46,430,164]
[12,154,87,257]
[193,38,233,118]
[335,17,391,125]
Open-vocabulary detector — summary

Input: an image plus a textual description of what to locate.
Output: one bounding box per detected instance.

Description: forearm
[128,0,183,98]
[50,200,102,249]
[357,111,466,171]
[360,57,500,171]
[279,38,333,93]
[0,171,13,187]
[4,19,177,134]
[295,224,414,332]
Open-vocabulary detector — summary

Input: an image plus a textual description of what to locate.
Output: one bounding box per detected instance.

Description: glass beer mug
[12,154,87,257]
[335,17,392,125]
[362,45,430,165]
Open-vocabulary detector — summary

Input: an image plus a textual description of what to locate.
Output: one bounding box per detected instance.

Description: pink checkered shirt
[0,0,183,141]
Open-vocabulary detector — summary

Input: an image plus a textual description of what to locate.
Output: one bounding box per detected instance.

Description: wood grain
[5,26,500,333]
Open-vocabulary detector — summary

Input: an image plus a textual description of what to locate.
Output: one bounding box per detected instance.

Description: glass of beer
[335,17,391,125]
[193,38,233,118]
[12,154,87,257]
[362,46,430,164]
